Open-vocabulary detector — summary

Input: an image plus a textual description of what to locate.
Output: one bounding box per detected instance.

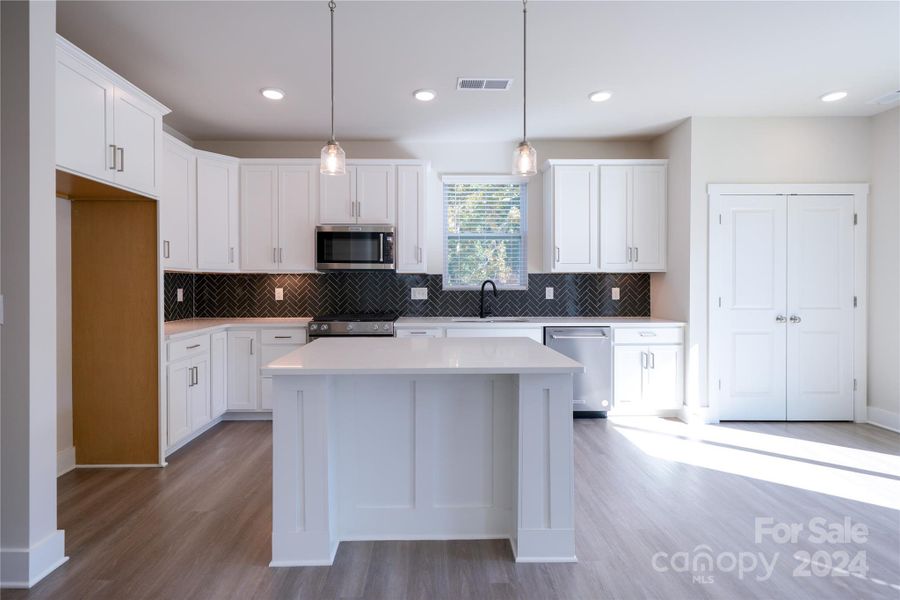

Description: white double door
[712,194,855,420]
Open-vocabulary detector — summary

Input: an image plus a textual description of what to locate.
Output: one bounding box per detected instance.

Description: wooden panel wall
[71,198,159,464]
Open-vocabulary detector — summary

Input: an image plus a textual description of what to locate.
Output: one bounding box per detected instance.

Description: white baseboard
[57,446,76,477]
[0,530,67,589]
[867,406,900,433]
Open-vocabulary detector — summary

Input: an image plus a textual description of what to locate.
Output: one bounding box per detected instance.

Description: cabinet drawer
[395,327,444,338]
[261,328,307,345]
[168,334,210,362]
[614,327,683,345]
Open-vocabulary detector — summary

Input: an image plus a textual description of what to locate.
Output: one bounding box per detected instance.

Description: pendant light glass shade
[512,140,537,176]
[320,140,346,175]
[512,0,536,176]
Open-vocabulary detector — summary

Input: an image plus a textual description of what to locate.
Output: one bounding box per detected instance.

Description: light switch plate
[177,288,184,302]
[275,287,284,301]
[545,287,554,300]
[611,287,620,300]
[411,287,428,300]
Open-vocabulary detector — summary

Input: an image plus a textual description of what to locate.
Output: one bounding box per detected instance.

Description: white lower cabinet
[227,330,260,410]
[395,327,444,338]
[445,327,543,343]
[166,342,212,449]
[613,340,683,413]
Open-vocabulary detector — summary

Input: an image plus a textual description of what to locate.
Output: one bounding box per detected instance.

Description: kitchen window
[443,176,528,289]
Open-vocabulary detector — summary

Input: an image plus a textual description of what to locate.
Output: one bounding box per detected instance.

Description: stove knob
[309,323,318,331]
[382,324,390,331]
[347,324,354,331]
[322,324,329,331]
[371,323,379,331]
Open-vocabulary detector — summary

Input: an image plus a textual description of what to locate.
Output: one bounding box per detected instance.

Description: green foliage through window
[443,181,527,289]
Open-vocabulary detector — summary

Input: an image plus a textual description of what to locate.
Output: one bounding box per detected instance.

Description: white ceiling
[57,1,899,142]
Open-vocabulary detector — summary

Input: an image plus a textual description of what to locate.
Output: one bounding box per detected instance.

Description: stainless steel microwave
[315,225,395,271]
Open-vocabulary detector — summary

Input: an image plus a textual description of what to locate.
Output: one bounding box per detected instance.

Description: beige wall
[867,107,900,425]
[196,138,654,274]
[57,199,74,467]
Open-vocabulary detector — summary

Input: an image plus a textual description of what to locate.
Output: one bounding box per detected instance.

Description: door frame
[708,183,869,422]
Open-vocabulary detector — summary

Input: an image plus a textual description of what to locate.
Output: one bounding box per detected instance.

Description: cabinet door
[190,357,212,431]
[396,165,426,272]
[356,165,395,224]
[644,345,683,409]
[227,331,259,410]
[631,165,667,271]
[160,137,196,270]
[600,166,632,272]
[56,53,115,183]
[259,343,304,410]
[551,166,599,272]
[112,87,160,196]
[278,166,317,271]
[197,155,240,271]
[613,345,645,410]
[445,327,543,343]
[319,169,355,224]
[210,331,228,418]
[240,166,279,271]
[167,359,192,447]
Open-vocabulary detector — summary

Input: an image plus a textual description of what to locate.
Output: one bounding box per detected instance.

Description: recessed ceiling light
[589,90,613,103]
[414,89,436,102]
[260,88,285,101]
[820,91,848,103]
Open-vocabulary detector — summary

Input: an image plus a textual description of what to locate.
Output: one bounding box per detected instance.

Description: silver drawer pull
[274,336,292,339]
[638,331,657,337]
[186,344,201,349]
[408,331,429,335]
[550,334,608,340]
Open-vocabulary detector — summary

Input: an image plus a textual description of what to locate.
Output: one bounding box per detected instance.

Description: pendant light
[512,0,536,176]
[320,0,346,175]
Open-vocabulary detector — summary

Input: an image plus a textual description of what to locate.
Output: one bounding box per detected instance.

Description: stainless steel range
[307,312,397,339]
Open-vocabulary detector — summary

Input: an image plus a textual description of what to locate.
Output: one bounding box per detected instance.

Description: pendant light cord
[329,0,336,143]
[522,0,527,142]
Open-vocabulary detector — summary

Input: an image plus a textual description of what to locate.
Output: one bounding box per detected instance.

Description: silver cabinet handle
[186,344,201,350]
[555,246,560,262]
[229,247,235,264]
[356,201,361,218]
[279,247,284,263]
[274,335,292,339]
[379,236,384,262]
[789,315,802,323]
[193,366,198,386]
[117,147,124,172]
[109,144,117,170]
[163,240,170,259]
[775,315,786,323]
[249,339,254,355]
[638,331,657,337]
[641,351,648,369]
[634,247,639,263]
[408,331,429,335]
[350,200,355,218]
[649,352,656,369]
[417,246,422,263]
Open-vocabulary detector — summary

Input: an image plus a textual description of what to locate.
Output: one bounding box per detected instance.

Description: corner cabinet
[160,135,197,270]
[600,165,667,272]
[240,164,318,272]
[542,160,667,273]
[56,36,169,198]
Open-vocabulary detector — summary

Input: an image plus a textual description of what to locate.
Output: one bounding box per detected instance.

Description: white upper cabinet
[160,136,197,270]
[197,152,240,272]
[240,165,279,271]
[55,36,169,198]
[319,165,395,225]
[278,166,318,271]
[396,165,427,273]
[599,164,667,272]
[240,164,318,272]
[545,165,599,272]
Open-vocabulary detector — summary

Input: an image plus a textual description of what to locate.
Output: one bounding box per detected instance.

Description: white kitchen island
[262,336,584,566]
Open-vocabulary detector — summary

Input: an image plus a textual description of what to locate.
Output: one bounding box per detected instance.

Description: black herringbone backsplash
[164,272,650,321]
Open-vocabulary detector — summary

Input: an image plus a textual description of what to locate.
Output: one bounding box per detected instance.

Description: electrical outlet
[411,287,428,300]
[275,287,284,301]
[177,288,184,302]
[611,287,620,300]
[545,287,554,300]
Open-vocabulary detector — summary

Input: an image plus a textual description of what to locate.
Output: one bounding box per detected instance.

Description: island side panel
[271,374,338,566]
[515,373,577,562]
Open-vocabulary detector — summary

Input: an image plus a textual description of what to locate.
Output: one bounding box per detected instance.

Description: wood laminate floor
[6,418,899,600]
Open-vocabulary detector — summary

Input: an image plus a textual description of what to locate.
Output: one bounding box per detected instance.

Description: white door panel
[278,166,317,271]
[197,156,239,271]
[600,166,630,271]
[613,346,645,409]
[319,170,355,224]
[240,166,279,270]
[396,165,426,272]
[716,196,788,420]
[356,166,395,224]
[160,138,196,270]
[227,331,259,410]
[553,166,599,271]
[631,166,666,271]
[786,196,854,420]
[56,55,114,182]
[113,88,159,195]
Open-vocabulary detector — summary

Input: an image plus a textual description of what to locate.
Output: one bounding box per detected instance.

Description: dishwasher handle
[549,334,609,340]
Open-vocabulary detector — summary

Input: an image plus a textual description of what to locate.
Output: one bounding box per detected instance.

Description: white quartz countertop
[394,316,684,328]
[164,318,311,340]
[262,337,585,376]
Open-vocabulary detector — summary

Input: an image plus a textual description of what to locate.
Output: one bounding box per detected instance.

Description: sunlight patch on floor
[610,418,900,510]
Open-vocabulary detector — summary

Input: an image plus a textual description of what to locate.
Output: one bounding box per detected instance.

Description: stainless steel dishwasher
[545,327,613,418]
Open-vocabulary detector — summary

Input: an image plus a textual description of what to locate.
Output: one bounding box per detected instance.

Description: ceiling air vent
[867,90,900,105]
[457,78,513,91]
